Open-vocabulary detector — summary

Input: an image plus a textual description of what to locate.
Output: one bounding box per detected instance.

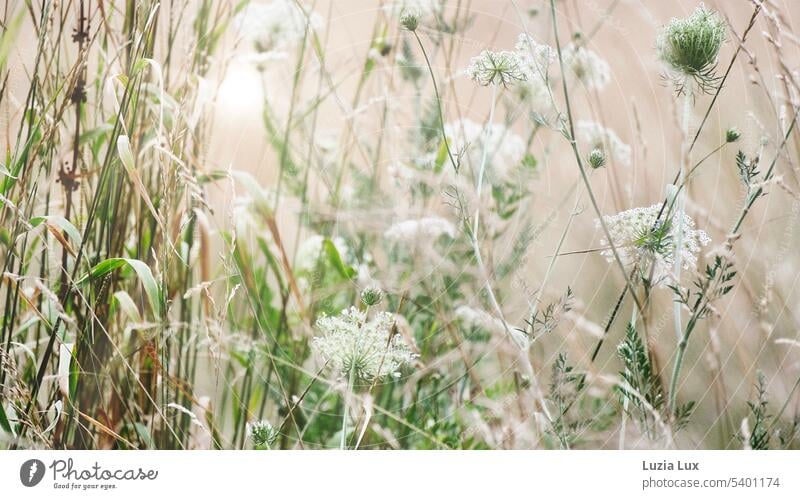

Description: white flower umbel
[562,44,611,91]
[576,120,632,167]
[235,0,323,55]
[467,50,527,87]
[384,216,456,242]
[514,33,555,80]
[314,307,415,382]
[596,204,711,286]
[314,307,415,449]
[443,119,527,183]
[513,34,556,116]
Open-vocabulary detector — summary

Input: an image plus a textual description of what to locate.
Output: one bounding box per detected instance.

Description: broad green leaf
[133,422,153,448]
[323,238,355,279]
[78,258,162,318]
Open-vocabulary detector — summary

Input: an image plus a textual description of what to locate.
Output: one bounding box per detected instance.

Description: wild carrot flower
[514,33,555,79]
[384,216,456,242]
[467,50,527,87]
[596,204,711,285]
[247,420,279,448]
[562,44,611,90]
[313,307,416,381]
[235,0,323,55]
[657,4,726,93]
[577,120,632,167]
[513,34,555,113]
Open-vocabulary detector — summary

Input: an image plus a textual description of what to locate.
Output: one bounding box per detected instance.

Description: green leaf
[323,238,355,279]
[112,290,143,324]
[28,215,83,246]
[78,258,162,318]
[0,401,11,433]
[133,422,153,448]
[0,163,17,179]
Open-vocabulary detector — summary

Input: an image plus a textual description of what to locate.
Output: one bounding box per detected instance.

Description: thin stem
[412,30,460,174]
[672,83,693,345]
[340,367,355,450]
[473,84,497,238]
[549,0,645,317]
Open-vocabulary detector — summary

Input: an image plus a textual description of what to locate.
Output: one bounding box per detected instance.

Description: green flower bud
[360,286,383,307]
[725,127,741,143]
[587,148,606,169]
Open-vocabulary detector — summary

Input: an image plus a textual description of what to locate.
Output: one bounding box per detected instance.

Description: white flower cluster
[513,34,556,113]
[313,307,416,381]
[562,44,611,90]
[597,204,711,284]
[443,119,527,183]
[235,0,323,55]
[514,33,555,80]
[577,120,632,167]
[467,50,527,87]
[384,216,456,242]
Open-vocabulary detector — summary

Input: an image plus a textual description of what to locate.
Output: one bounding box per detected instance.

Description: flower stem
[668,83,693,413]
[340,368,355,449]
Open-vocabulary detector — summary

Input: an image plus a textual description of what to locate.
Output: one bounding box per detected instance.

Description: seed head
[657,4,726,93]
[726,127,741,143]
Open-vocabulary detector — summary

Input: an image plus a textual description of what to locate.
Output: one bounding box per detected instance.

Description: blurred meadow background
[2,0,800,449]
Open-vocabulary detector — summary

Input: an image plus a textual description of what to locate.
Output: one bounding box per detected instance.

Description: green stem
[340,368,355,450]
[668,84,693,413]
[548,0,645,316]
[412,30,460,174]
